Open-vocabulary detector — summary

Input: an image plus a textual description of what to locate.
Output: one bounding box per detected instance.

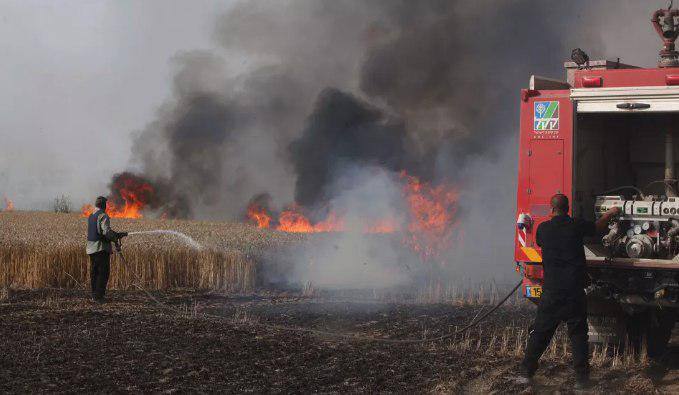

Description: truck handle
[616,102,651,110]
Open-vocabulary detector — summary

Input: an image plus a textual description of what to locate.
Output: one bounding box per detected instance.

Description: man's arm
[98,214,127,242]
[595,207,621,234]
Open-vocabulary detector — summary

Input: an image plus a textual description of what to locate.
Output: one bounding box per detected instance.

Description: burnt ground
[1,290,678,393]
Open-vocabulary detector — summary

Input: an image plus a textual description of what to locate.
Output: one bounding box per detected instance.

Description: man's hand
[605,207,622,216]
[595,206,621,234]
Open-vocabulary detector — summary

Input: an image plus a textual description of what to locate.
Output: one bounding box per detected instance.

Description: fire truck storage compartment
[574,113,679,220]
[574,112,679,261]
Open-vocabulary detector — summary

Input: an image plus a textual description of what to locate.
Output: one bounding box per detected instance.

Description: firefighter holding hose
[85,196,128,303]
[520,194,620,389]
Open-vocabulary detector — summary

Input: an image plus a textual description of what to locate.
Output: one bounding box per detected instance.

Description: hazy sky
[0,0,236,209]
[0,0,669,210]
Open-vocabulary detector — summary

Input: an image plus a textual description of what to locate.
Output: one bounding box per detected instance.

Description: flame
[2,198,14,212]
[400,172,459,261]
[81,200,145,219]
[81,175,155,219]
[277,208,317,232]
[277,209,346,233]
[247,204,347,233]
[247,203,272,228]
[245,171,459,258]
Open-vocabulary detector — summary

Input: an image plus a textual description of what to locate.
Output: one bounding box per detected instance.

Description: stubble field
[2,211,679,393]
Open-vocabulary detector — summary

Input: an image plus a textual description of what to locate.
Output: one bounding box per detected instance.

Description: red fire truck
[515,6,679,356]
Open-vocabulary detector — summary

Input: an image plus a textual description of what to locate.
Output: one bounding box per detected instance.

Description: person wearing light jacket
[86,196,127,303]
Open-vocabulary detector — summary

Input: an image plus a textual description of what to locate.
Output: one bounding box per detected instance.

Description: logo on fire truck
[533,101,559,131]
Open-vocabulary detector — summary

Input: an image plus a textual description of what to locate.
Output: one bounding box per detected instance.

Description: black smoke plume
[124,0,604,219]
[289,89,412,208]
[107,172,158,209]
[106,172,190,218]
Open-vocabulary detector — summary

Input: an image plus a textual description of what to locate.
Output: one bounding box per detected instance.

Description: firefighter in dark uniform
[520,194,620,388]
[86,196,127,303]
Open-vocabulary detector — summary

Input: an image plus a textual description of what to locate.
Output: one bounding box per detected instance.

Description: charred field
[3,289,679,393]
[1,212,679,393]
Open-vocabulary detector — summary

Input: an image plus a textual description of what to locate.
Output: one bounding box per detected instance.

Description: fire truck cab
[515,6,679,356]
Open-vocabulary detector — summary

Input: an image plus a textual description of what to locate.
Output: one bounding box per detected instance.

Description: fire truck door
[528,139,564,241]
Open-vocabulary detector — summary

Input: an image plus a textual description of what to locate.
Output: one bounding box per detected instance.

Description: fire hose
[113,240,523,344]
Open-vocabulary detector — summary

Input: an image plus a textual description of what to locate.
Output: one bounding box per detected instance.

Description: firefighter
[520,193,620,388]
[86,196,128,303]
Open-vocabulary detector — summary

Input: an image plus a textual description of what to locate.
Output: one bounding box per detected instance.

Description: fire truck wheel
[586,298,627,345]
[644,310,677,359]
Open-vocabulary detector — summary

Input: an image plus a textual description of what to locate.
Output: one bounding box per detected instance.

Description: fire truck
[516,5,679,356]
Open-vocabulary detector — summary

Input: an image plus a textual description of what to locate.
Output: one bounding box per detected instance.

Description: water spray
[127,230,202,250]
[111,230,202,304]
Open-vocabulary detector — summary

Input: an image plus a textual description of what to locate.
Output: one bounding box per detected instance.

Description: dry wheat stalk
[0,211,303,291]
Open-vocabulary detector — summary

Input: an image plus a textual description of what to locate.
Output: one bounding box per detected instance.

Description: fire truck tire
[624,310,676,358]
[586,298,627,345]
[644,311,676,358]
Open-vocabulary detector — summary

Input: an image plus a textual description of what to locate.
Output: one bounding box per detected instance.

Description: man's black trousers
[521,289,589,377]
[89,251,111,300]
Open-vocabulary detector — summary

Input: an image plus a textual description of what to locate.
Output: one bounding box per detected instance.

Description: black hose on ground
[114,244,523,344]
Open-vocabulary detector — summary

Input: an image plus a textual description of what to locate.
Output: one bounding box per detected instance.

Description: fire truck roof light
[666,75,679,85]
[581,76,603,88]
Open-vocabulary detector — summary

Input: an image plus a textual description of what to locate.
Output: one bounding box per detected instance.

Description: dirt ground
[1,289,678,393]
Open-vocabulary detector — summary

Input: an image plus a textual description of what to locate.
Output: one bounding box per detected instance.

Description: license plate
[526,286,542,298]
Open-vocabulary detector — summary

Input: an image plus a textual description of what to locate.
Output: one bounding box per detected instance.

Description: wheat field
[0,211,303,291]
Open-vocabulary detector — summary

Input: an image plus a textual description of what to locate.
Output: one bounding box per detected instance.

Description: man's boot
[574,373,590,390]
[516,363,535,385]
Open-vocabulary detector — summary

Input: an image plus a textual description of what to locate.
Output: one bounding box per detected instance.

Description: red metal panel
[515,90,572,271]
[529,139,564,204]
[574,67,679,88]
[524,264,544,279]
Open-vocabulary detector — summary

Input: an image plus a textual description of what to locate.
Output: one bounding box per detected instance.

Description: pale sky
[0,0,235,209]
[0,0,670,210]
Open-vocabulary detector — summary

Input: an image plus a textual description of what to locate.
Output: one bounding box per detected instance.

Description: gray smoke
[129,0,384,219]
[130,52,303,219]
[119,0,662,286]
[0,1,664,212]
[358,1,604,175]
[130,1,609,215]
[0,0,666,289]
[289,88,411,209]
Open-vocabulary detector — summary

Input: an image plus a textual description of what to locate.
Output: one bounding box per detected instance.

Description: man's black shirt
[536,214,596,291]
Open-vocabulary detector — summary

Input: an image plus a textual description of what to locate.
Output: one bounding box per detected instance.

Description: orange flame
[2,198,14,212]
[247,204,348,233]
[245,171,460,259]
[247,203,272,228]
[277,208,316,232]
[81,178,154,219]
[276,209,346,233]
[81,200,145,219]
[401,172,459,261]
